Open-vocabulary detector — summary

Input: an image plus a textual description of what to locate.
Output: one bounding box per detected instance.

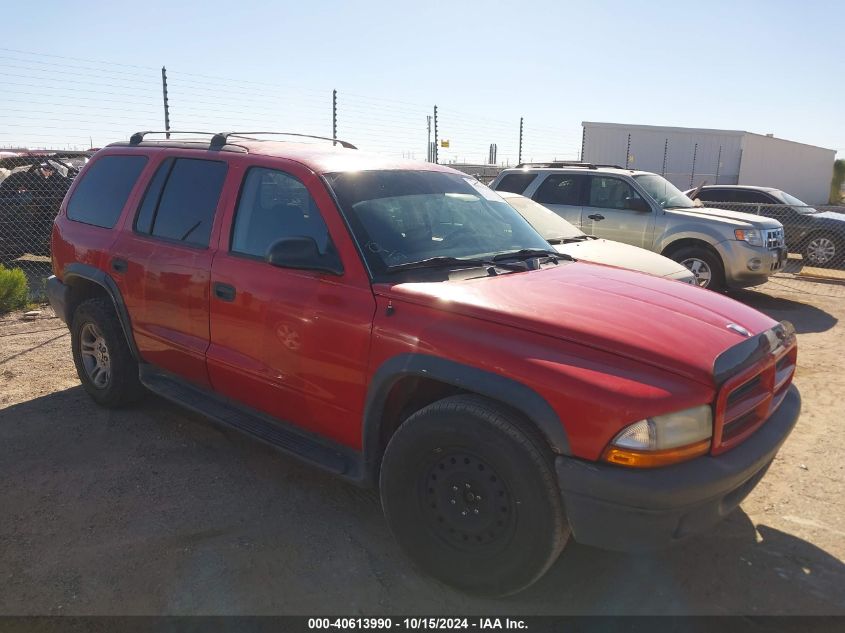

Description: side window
[66,155,148,228]
[134,158,227,247]
[231,167,332,259]
[587,177,645,210]
[494,173,537,194]
[696,189,733,202]
[733,190,774,204]
[533,175,583,205]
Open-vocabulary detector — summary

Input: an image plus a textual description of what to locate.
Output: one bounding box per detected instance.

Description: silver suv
[490,163,786,290]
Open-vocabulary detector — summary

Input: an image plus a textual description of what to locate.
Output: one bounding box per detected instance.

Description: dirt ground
[0,276,843,615]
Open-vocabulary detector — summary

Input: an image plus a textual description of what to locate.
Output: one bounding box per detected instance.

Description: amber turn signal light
[601,439,711,468]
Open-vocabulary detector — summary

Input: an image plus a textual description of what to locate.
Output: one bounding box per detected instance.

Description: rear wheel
[71,298,145,407]
[671,245,726,290]
[380,395,569,596]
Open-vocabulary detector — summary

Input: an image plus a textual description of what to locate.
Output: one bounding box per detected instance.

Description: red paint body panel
[50,141,794,463]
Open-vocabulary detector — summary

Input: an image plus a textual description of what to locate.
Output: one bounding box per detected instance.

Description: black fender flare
[362,353,571,479]
[63,262,140,360]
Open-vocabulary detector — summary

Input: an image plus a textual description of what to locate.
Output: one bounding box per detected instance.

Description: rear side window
[66,155,147,228]
[135,158,227,247]
[533,174,584,205]
[494,173,537,194]
[732,190,775,204]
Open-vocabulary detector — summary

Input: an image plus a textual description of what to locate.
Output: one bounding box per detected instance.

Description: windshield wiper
[384,256,526,274]
[493,248,570,262]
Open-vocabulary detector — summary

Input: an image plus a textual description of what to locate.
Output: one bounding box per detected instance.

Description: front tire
[380,395,569,596]
[71,298,144,407]
[671,245,726,290]
[803,233,841,268]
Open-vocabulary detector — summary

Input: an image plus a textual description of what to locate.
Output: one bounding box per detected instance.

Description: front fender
[362,353,571,480]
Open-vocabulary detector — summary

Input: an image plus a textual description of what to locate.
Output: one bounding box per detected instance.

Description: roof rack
[514,161,626,170]
[128,131,357,150]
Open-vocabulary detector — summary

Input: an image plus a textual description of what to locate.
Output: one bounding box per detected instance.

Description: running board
[139,367,362,481]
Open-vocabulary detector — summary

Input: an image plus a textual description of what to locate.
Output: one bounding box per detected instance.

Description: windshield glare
[504,196,584,240]
[326,170,551,274]
[634,174,695,208]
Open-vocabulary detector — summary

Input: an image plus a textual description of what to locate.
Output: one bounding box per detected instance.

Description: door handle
[111,258,128,273]
[587,213,605,221]
[214,282,236,302]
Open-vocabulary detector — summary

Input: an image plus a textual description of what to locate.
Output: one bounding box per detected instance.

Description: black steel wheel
[380,395,569,596]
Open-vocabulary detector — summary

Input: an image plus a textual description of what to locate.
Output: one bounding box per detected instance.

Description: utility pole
[161,66,171,139]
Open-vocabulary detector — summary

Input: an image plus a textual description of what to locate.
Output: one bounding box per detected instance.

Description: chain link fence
[0,151,93,299]
[687,200,845,273]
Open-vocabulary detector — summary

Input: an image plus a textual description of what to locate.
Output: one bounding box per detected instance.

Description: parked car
[0,151,90,260]
[490,163,786,290]
[686,185,845,268]
[48,133,800,596]
[498,191,696,284]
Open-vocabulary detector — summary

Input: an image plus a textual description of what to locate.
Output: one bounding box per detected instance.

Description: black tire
[802,232,842,268]
[380,395,569,596]
[670,245,726,290]
[71,297,145,407]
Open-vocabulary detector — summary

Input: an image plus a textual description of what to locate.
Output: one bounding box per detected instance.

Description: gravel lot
[1,277,844,615]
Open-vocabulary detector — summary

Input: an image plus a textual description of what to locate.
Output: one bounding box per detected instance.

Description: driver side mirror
[266,236,344,276]
[626,197,651,213]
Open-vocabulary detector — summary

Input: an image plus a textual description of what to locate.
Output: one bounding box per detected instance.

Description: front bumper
[46,275,70,324]
[718,239,786,288]
[557,384,800,551]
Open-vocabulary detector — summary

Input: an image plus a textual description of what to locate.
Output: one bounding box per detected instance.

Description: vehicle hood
[375,261,776,385]
[813,210,845,224]
[554,238,693,281]
[667,206,783,229]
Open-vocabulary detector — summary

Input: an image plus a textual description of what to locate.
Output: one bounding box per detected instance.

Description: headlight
[601,405,712,468]
[734,229,763,247]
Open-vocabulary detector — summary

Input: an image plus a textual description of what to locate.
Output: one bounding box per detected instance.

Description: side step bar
[139,367,363,482]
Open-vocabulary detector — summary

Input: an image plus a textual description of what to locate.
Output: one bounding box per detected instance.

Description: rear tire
[380,395,569,596]
[671,245,726,290]
[71,298,145,407]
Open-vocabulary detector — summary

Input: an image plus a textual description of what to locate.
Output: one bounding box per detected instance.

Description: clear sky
[4,0,843,163]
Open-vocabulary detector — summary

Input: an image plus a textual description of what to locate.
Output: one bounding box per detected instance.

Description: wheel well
[375,377,553,470]
[65,276,110,321]
[377,377,464,459]
[662,238,723,265]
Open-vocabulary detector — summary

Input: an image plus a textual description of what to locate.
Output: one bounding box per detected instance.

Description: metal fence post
[161,66,171,139]
[332,89,338,146]
[518,117,523,165]
[690,143,698,188]
[580,126,585,161]
[625,133,631,169]
[433,105,439,164]
[715,145,722,184]
[661,138,668,176]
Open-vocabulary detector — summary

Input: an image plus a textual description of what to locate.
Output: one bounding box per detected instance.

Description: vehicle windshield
[503,195,584,241]
[779,191,818,214]
[634,174,695,209]
[325,170,552,275]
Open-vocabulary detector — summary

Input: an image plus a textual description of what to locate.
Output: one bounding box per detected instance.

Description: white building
[581,122,836,204]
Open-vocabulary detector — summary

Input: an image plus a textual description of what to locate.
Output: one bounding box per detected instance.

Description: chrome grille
[766,228,785,250]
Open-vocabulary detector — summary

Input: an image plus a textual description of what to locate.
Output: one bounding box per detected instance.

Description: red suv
[47,132,801,595]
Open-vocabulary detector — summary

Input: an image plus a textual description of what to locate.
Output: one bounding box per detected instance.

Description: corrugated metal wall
[582,122,743,190]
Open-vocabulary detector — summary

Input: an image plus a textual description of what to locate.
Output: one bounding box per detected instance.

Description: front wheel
[803,233,841,268]
[380,395,569,596]
[671,246,726,290]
